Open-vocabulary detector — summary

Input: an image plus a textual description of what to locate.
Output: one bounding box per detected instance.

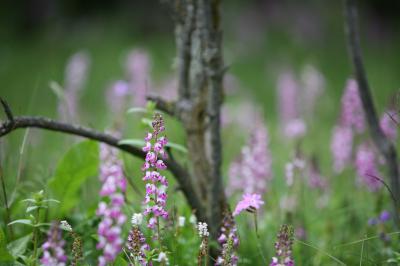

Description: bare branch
[344,0,400,219]
[0,107,205,222]
[146,94,177,118]
[0,98,14,122]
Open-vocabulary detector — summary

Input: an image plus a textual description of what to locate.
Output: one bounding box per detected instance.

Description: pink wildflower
[233,193,264,216]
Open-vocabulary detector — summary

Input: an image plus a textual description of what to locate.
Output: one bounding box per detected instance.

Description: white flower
[156,252,169,264]
[197,222,209,237]
[60,220,72,232]
[131,213,143,226]
[189,214,197,224]
[178,216,186,227]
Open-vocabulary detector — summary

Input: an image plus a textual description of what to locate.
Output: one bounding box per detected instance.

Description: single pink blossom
[233,193,265,216]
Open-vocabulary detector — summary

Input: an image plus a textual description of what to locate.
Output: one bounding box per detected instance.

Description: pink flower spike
[233,193,265,216]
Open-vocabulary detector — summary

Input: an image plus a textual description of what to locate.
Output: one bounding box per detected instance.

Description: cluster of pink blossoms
[96,143,127,266]
[330,79,364,173]
[228,117,272,195]
[276,70,307,139]
[355,142,381,191]
[142,113,169,230]
[40,222,67,266]
[126,49,151,107]
[380,110,398,141]
[58,51,90,123]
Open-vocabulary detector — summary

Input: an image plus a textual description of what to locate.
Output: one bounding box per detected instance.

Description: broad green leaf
[21,199,35,203]
[8,219,33,227]
[49,81,64,100]
[118,139,145,148]
[48,140,99,217]
[127,107,148,114]
[7,234,31,257]
[141,118,153,128]
[26,205,47,213]
[0,227,14,263]
[166,142,188,153]
[113,255,129,266]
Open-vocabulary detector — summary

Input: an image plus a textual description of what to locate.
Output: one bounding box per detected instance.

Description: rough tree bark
[169,0,227,241]
[0,0,228,256]
[344,0,400,222]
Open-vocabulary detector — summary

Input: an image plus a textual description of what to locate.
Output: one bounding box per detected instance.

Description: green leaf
[118,139,145,148]
[127,107,148,114]
[7,234,31,257]
[48,140,99,217]
[26,205,47,213]
[0,227,14,263]
[141,118,153,128]
[21,199,35,203]
[113,255,129,266]
[49,81,65,100]
[8,219,33,227]
[166,142,188,153]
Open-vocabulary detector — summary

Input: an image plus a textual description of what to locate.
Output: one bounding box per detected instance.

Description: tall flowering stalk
[215,209,239,266]
[340,79,365,133]
[330,125,354,173]
[142,113,169,243]
[126,213,151,265]
[197,222,210,266]
[276,70,306,139]
[270,225,295,266]
[40,222,67,266]
[300,64,325,117]
[355,142,381,191]
[106,80,130,119]
[227,117,272,195]
[96,143,127,266]
[58,51,90,123]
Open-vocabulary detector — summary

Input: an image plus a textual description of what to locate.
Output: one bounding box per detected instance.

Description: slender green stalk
[0,165,13,239]
[253,211,266,264]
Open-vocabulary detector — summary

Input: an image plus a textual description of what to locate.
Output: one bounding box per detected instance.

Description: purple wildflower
[96,143,127,265]
[380,110,398,141]
[270,224,295,266]
[340,79,365,133]
[142,113,169,232]
[227,117,272,195]
[379,210,391,222]
[216,208,239,265]
[58,51,90,123]
[355,142,381,191]
[330,125,353,173]
[233,193,264,216]
[125,49,151,107]
[126,213,151,266]
[40,222,67,266]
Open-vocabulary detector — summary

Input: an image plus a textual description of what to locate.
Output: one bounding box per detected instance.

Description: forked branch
[0,99,205,221]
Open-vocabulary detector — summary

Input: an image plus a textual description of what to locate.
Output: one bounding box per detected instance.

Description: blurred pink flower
[233,193,264,216]
[340,79,365,133]
[330,125,353,173]
[300,64,325,116]
[227,116,272,195]
[355,142,381,191]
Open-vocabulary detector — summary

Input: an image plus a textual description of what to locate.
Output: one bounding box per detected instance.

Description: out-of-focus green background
[1,0,399,264]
